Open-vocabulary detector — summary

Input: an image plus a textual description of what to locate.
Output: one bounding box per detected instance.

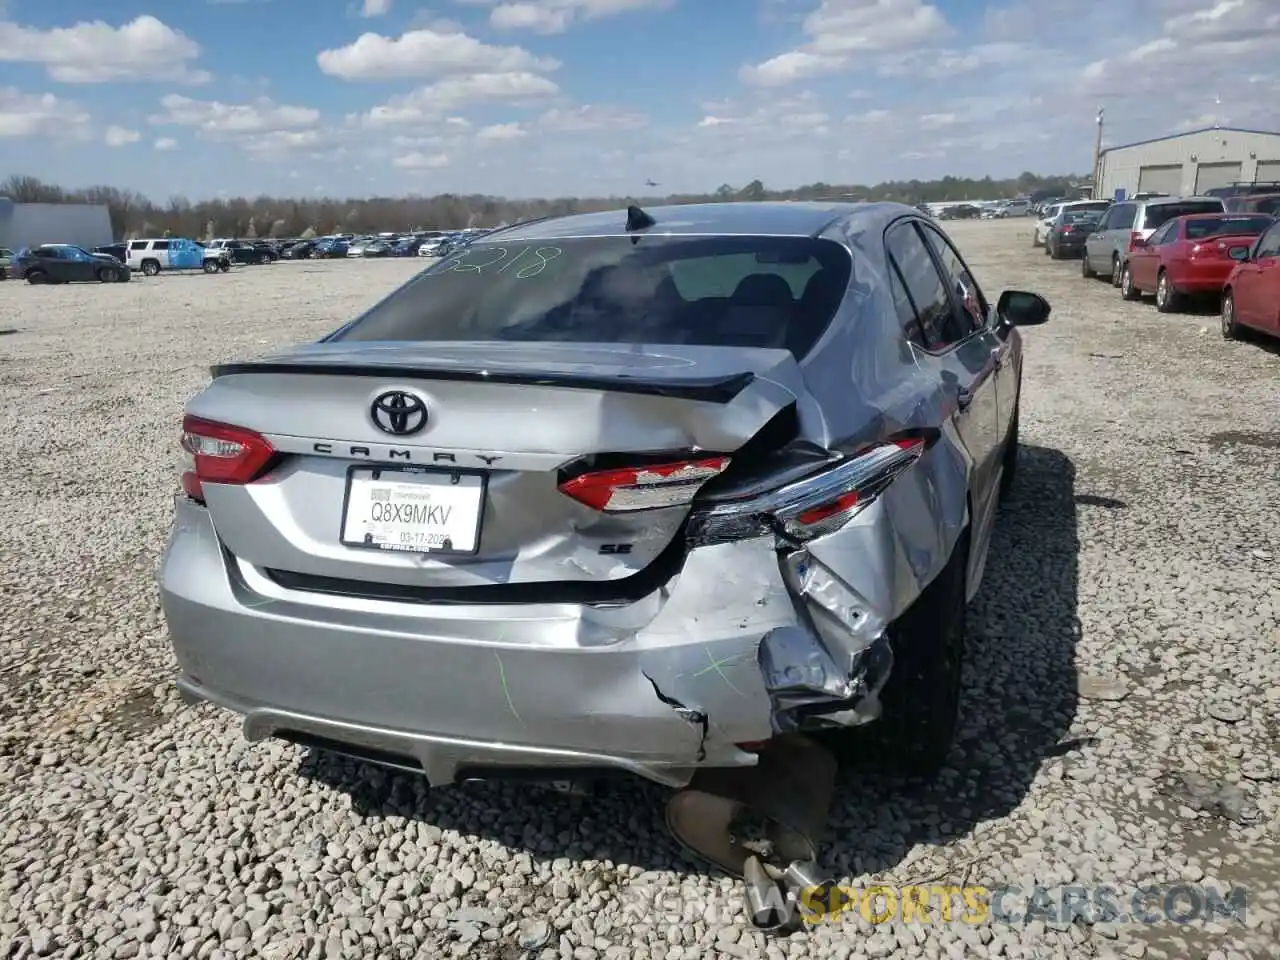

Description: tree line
[1,172,1084,242]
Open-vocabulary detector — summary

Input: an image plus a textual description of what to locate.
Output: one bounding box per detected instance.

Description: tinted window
[1142,201,1223,229]
[1106,204,1137,230]
[1246,196,1280,215]
[887,259,924,344]
[334,235,852,359]
[919,223,987,334]
[130,241,147,250]
[885,221,964,350]
[33,247,60,259]
[152,240,170,250]
[1148,221,1177,245]
[1257,224,1280,259]
[1184,216,1273,240]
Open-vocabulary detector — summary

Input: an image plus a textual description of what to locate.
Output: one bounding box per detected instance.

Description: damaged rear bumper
[160,496,896,788]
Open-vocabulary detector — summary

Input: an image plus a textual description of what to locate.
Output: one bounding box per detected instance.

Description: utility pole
[1092,106,1105,198]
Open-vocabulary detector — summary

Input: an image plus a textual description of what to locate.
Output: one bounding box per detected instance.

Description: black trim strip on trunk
[259,531,688,607]
[209,362,756,404]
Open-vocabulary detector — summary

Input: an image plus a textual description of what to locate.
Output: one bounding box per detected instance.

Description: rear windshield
[1143,201,1223,229]
[333,235,853,358]
[1062,210,1101,224]
[1184,215,1274,240]
[1245,196,1280,215]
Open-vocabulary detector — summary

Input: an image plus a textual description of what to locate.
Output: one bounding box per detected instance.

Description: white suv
[127,238,230,276]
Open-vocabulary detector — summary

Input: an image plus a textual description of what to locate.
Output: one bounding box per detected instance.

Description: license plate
[340,467,485,555]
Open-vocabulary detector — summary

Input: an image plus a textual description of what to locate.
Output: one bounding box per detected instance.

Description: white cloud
[149,94,328,154]
[104,125,141,147]
[470,0,673,34]
[0,15,209,84]
[357,72,560,126]
[740,51,847,86]
[393,151,450,170]
[537,104,648,132]
[317,27,558,80]
[0,87,91,138]
[476,122,528,141]
[741,0,947,85]
[360,0,392,15]
[154,137,178,150]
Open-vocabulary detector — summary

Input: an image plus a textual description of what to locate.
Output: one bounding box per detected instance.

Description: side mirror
[998,290,1051,327]
[1228,246,1250,262]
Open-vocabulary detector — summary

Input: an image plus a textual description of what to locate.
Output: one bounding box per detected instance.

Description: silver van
[1082,196,1225,285]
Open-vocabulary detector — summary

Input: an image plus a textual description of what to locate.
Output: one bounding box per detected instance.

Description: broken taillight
[180,415,276,502]
[558,457,732,512]
[688,435,931,545]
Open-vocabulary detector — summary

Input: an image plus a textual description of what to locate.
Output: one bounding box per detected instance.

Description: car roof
[1139,195,1222,206]
[485,201,907,241]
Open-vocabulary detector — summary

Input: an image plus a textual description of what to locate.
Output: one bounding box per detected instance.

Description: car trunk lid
[185,340,806,594]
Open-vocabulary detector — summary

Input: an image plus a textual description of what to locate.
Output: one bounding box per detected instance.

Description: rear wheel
[218,259,230,273]
[1120,263,1142,301]
[141,259,160,277]
[1155,271,1180,313]
[825,530,970,779]
[26,269,47,284]
[203,260,218,274]
[999,400,1019,501]
[1111,255,1123,287]
[97,266,118,283]
[1081,251,1096,279]
[1221,290,1240,340]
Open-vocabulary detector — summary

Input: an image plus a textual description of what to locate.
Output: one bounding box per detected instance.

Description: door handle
[956,386,973,411]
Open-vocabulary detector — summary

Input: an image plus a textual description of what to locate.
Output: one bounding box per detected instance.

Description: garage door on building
[1138,164,1183,195]
[1195,161,1243,194]
[1256,160,1280,183]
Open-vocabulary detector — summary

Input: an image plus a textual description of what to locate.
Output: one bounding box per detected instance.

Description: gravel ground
[1,221,1278,960]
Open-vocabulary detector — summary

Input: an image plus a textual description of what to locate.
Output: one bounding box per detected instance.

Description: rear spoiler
[208,361,756,404]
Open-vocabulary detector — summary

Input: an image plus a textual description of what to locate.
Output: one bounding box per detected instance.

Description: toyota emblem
[370,390,428,436]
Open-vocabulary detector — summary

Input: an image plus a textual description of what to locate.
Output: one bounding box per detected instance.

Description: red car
[1222,217,1280,340]
[1120,213,1274,312]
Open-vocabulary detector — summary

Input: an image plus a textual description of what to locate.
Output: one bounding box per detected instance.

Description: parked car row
[1033,186,1280,341]
[275,229,488,261]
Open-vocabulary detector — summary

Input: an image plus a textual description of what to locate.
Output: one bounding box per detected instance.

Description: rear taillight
[689,435,930,545]
[1128,231,1144,250]
[180,415,276,502]
[558,457,731,512]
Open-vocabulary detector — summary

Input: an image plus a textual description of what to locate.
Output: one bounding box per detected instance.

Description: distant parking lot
[1,219,1276,960]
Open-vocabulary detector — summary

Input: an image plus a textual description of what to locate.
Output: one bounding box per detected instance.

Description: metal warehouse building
[1096,126,1280,200]
[0,197,114,251]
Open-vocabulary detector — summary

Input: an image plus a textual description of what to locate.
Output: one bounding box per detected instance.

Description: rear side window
[130,241,147,250]
[152,240,170,250]
[1143,201,1223,229]
[886,221,967,350]
[333,235,853,359]
[1105,204,1137,230]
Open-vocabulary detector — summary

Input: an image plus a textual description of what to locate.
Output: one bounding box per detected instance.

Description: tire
[999,399,1019,502]
[1221,290,1239,340]
[1154,271,1180,313]
[218,260,230,273]
[1120,263,1142,301]
[141,259,160,277]
[26,269,47,284]
[873,529,971,777]
[1110,255,1123,287]
[97,267,118,283]
[1081,251,1096,279]
[1049,240,1062,260]
[203,260,218,274]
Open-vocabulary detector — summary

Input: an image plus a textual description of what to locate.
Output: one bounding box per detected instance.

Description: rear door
[886,219,1002,540]
[1241,223,1280,331]
[1131,220,1176,290]
[1101,202,1138,273]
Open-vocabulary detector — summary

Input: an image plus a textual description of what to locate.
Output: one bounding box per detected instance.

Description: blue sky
[1,0,1276,200]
